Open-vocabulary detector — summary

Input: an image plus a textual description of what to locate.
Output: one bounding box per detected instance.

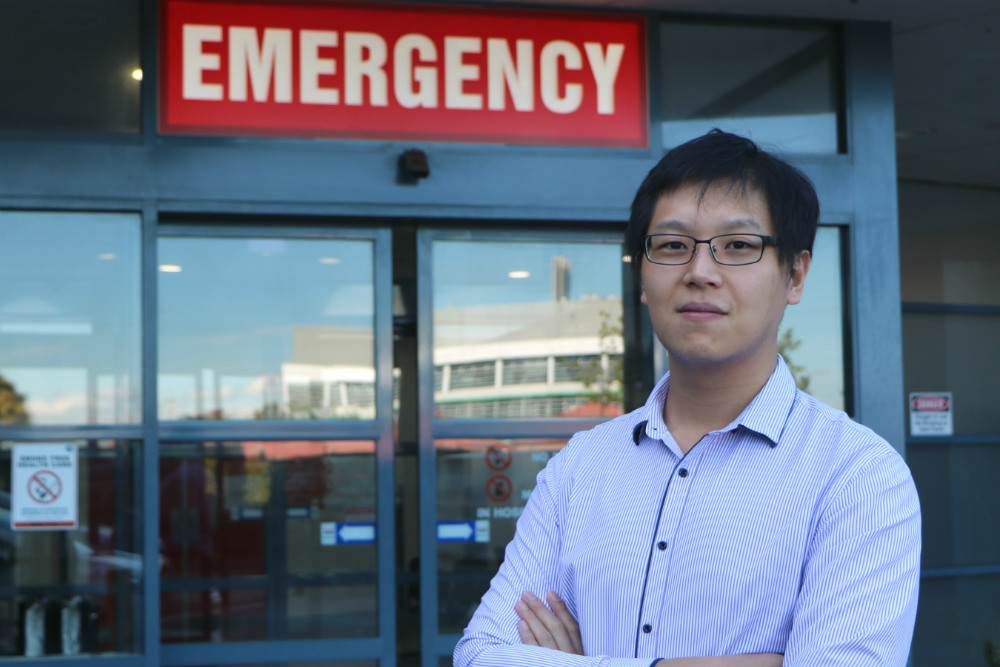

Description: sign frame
[159,0,648,147]
[11,443,79,531]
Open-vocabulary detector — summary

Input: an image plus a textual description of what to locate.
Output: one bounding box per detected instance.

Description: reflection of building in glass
[282,297,624,420]
[433,296,624,419]
[281,328,375,420]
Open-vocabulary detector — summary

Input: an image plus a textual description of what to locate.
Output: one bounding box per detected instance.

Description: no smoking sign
[11,443,78,530]
[28,470,63,504]
[485,444,512,471]
[485,474,512,503]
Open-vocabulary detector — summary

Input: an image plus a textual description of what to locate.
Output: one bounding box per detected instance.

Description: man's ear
[640,284,648,305]
[786,250,811,306]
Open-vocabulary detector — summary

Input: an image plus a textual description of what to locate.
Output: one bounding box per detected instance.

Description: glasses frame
[643,233,780,266]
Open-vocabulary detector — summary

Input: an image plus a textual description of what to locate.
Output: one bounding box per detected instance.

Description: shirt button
[678,468,689,478]
[657,541,667,551]
[642,624,652,633]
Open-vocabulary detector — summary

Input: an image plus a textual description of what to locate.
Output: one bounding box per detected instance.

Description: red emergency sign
[160,0,647,146]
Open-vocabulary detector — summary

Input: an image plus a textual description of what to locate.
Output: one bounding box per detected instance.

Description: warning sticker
[485,474,512,503]
[909,392,953,436]
[485,444,512,471]
[11,443,79,530]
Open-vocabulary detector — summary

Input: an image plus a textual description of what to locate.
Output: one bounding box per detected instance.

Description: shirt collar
[636,354,798,449]
[731,354,798,447]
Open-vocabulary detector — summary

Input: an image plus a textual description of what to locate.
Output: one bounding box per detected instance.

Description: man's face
[639,182,809,371]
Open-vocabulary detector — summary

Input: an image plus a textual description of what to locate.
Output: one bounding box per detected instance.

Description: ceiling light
[508,270,530,279]
[132,69,143,81]
[159,264,183,273]
[320,257,341,264]
[98,253,117,260]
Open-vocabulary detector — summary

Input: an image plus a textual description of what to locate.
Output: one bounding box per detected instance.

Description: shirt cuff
[602,659,662,667]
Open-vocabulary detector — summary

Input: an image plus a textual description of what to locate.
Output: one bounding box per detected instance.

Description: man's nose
[683,241,721,284]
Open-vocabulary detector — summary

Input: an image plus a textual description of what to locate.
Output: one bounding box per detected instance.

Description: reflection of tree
[0,373,29,425]
[254,402,286,420]
[574,311,624,410]
[778,328,811,392]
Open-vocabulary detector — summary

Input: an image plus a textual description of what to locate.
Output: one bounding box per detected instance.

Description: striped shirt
[454,355,921,667]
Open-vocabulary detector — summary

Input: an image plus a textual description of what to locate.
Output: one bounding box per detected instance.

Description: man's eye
[665,241,687,250]
[724,237,760,250]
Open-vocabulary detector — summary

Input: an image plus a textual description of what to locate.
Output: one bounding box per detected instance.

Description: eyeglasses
[644,233,779,266]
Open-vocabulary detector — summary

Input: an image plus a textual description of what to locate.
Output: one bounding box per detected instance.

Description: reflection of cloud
[0,298,60,316]
[25,392,88,423]
[323,285,374,317]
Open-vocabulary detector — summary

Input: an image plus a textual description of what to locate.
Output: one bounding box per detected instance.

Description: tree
[575,310,624,413]
[777,328,811,392]
[0,373,29,425]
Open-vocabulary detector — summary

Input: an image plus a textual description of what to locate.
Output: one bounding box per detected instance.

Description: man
[453,130,921,667]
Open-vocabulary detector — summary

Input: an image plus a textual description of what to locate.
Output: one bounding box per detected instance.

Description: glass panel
[776,226,845,410]
[0,440,140,658]
[436,437,567,634]
[0,212,141,425]
[0,0,140,133]
[159,440,377,642]
[899,182,1000,307]
[433,240,625,419]
[659,21,840,154]
[911,575,1000,667]
[902,313,1000,436]
[158,237,375,421]
[908,444,1000,569]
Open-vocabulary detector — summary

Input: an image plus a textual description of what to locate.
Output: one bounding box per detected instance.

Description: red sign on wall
[160,0,647,147]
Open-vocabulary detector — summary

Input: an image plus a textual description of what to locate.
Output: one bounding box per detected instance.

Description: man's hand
[514,590,583,655]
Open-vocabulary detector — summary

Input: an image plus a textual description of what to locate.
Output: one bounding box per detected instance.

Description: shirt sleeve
[453,440,657,667]
[783,449,922,667]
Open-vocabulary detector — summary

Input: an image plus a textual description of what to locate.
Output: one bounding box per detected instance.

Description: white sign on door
[909,392,953,436]
[11,443,79,530]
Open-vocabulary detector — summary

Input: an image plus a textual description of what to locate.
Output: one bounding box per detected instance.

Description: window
[0,211,141,425]
[158,236,376,421]
[0,0,140,133]
[659,20,842,154]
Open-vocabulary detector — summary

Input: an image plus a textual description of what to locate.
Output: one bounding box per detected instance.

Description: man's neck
[664,353,778,454]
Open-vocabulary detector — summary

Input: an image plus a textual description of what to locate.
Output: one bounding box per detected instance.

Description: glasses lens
[712,234,765,265]
[646,235,693,265]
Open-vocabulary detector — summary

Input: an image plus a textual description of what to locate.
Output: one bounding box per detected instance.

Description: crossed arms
[516,590,783,667]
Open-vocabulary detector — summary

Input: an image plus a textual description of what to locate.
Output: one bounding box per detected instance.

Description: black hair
[625,129,819,277]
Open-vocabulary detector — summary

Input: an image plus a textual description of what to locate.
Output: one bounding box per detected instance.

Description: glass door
[413,229,636,666]
[156,224,394,667]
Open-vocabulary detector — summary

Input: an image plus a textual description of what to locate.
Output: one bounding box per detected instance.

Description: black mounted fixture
[398,148,430,184]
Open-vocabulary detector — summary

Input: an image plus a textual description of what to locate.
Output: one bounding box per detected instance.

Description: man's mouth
[678,302,726,315]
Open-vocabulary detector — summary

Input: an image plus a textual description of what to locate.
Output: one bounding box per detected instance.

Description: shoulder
[789,390,901,462]
[558,409,647,464]
[539,408,649,496]
[787,391,918,516]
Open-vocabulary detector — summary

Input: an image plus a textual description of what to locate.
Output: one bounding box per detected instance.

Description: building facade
[0,1,994,666]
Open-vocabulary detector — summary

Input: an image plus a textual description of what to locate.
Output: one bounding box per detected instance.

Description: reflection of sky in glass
[0,212,141,425]
[434,240,624,309]
[778,226,844,409]
[158,237,374,374]
[158,237,375,420]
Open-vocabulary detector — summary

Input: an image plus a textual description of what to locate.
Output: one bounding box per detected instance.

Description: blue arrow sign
[437,520,490,543]
[323,522,376,545]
